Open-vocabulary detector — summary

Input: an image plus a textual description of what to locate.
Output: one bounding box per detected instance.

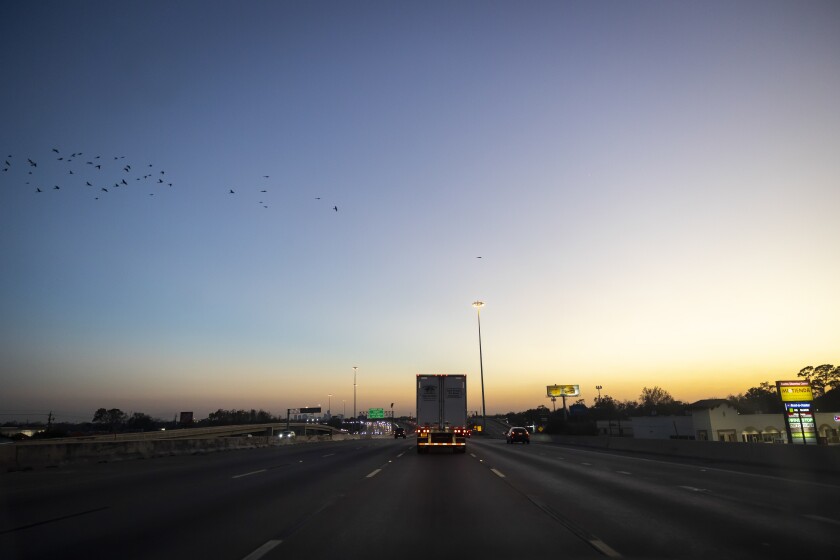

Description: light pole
[472,301,487,433]
[353,366,358,426]
[342,399,346,418]
[595,385,602,403]
[328,394,332,418]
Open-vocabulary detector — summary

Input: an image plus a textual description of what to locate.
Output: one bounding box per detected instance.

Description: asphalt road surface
[1,436,838,559]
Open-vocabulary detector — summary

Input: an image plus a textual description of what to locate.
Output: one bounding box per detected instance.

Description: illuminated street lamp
[472,301,487,432]
[595,385,603,403]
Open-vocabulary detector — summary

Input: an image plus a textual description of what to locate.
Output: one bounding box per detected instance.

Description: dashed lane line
[490,468,506,478]
[804,514,840,526]
[366,468,382,478]
[242,539,282,560]
[527,495,622,558]
[616,471,632,475]
[232,469,267,479]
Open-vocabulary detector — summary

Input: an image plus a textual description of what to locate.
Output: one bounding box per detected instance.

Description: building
[596,399,840,444]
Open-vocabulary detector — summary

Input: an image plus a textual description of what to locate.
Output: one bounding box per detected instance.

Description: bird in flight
[333,205,338,212]
[52,148,59,153]
[260,190,267,193]
[101,188,108,192]
[36,188,42,192]
[229,189,235,194]
[263,175,269,178]
[27,158,37,167]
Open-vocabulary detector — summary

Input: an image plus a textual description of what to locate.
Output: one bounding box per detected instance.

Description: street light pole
[328,394,332,418]
[472,301,487,433]
[353,366,358,426]
[595,385,602,403]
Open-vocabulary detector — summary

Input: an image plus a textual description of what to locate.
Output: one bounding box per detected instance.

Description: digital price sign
[777,380,817,445]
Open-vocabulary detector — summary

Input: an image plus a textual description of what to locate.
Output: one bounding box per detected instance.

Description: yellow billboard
[776,380,814,402]
[547,384,580,397]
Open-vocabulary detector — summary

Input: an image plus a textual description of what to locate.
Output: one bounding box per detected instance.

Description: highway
[1,436,838,559]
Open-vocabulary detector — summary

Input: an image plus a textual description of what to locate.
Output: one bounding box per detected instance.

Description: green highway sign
[368,408,384,419]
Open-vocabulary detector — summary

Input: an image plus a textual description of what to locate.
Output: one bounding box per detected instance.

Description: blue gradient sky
[2,1,838,422]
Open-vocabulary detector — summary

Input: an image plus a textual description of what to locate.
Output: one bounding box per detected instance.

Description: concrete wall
[531,433,840,473]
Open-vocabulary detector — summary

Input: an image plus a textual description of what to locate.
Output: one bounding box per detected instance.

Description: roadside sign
[776,380,814,402]
[368,408,384,419]
[299,407,321,413]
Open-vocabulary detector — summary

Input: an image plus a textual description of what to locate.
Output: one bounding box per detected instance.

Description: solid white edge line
[490,468,505,478]
[616,471,632,475]
[366,468,382,478]
[242,539,282,560]
[232,469,267,479]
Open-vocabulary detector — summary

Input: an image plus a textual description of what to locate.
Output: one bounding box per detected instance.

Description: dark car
[506,427,530,444]
[393,427,406,439]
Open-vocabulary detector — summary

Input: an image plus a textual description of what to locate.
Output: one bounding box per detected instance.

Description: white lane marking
[366,469,382,478]
[804,514,840,526]
[469,453,477,458]
[322,453,335,457]
[679,485,708,493]
[590,538,622,558]
[232,469,266,479]
[581,462,592,466]
[616,471,632,475]
[397,452,405,458]
[242,539,282,560]
[491,468,506,478]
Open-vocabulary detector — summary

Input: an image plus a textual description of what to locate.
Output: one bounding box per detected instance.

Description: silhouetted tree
[727,381,783,414]
[797,364,839,397]
[126,412,158,431]
[92,408,127,432]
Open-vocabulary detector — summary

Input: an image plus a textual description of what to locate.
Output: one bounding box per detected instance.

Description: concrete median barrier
[1,433,356,472]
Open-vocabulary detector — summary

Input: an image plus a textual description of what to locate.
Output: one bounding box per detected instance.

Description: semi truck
[416,374,468,454]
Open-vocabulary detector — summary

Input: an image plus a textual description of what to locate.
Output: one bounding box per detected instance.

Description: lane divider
[366,468,382,478]
[232,469,267,479]
[242,539,282,560]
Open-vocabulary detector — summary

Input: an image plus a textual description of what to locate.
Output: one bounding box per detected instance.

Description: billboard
[547,384,580,397]
[776,380,814,402]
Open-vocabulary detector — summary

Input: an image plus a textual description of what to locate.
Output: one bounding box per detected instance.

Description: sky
[1,0,838,423]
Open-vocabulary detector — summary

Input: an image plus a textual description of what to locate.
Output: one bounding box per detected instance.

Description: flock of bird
[2,148,340,212]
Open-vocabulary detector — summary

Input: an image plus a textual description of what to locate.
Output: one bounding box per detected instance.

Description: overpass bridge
[34,423,340,443]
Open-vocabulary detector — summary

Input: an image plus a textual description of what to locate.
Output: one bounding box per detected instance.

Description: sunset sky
[1,1,838,423]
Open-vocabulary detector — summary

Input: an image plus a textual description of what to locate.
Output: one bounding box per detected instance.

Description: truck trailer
[416,374,468,454]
